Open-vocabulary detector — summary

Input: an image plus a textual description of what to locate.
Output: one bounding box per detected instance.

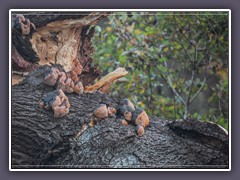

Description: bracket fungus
[93,104,108,119]
[39,91,59,110]
[52,89,71,118]
[132,108,150,128]
[120,98,135,110]
[118,99,150,136]
[43,67,84,95]
[135,125,145,137]
[131,108,150,136]
[93,104,117,119]
[13,14,36,35]
[39,89,70,118]
[73,81,84,95]
[43,67,61,86]
[119,105,135,121]
[57,72,75,93]
[120,119,128,126]
[107,106,117,117]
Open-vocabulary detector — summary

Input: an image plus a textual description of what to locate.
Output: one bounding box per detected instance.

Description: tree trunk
[11,66,229,169]
[11,11,229,169]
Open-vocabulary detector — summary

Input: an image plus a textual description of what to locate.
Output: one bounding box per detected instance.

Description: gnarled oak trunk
[11,66,229,169]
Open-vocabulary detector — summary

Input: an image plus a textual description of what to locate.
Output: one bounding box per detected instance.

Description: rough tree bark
[11,12,229,169]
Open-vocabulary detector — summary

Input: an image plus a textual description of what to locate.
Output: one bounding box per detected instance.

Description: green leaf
[159,57,167,62]
[95,26,102,32]
[174,44,181,50]
[145,26,156,35]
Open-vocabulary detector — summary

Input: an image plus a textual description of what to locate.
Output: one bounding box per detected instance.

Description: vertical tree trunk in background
[11,12,229,169]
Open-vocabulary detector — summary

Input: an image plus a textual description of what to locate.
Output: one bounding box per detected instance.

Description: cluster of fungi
[39,66,150,136]
[93,99,150,136]
[13,14,36,35]
[39,89,70,118]
[12,13,150,136]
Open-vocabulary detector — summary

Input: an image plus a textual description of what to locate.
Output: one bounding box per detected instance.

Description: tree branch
[163,62,186,106]
[186,70,195,105]
[175,36,194,65]
[190,77,207,104]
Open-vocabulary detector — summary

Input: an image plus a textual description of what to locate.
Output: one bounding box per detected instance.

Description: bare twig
[163,62,186,106]
[186,70,195,105]
[189,77,207,104]
[155,65,177,118]
[175,36,194,65]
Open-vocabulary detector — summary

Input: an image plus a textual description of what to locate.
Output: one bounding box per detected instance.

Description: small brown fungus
[120,98,135,110]
[57,72,75,93]
[73,81,84,95]
[40,89,70,118]
[119,105,134,121]
[135,125,145,136]
[124,111,132,121]
[52,89,70,118]
[93,104,108,119]
[39,101,45,109]
[43,67,61,86]
[121,119,128,126]
[41,90,59,110]
[107,106,117,117]
[132,108,150,128]
[14,14,35,35]
[131,108,150,136]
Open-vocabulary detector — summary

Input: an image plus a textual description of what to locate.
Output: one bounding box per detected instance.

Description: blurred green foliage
[92,12,229,129]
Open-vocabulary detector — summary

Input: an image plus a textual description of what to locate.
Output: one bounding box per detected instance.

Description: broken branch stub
[12,12,109,86]
[84,67,128,93]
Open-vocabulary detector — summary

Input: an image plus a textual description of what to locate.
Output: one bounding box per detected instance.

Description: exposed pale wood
[30,12,108,72]
[84,67,128,92]
[12,12,108,87]
[12,74,23,85]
